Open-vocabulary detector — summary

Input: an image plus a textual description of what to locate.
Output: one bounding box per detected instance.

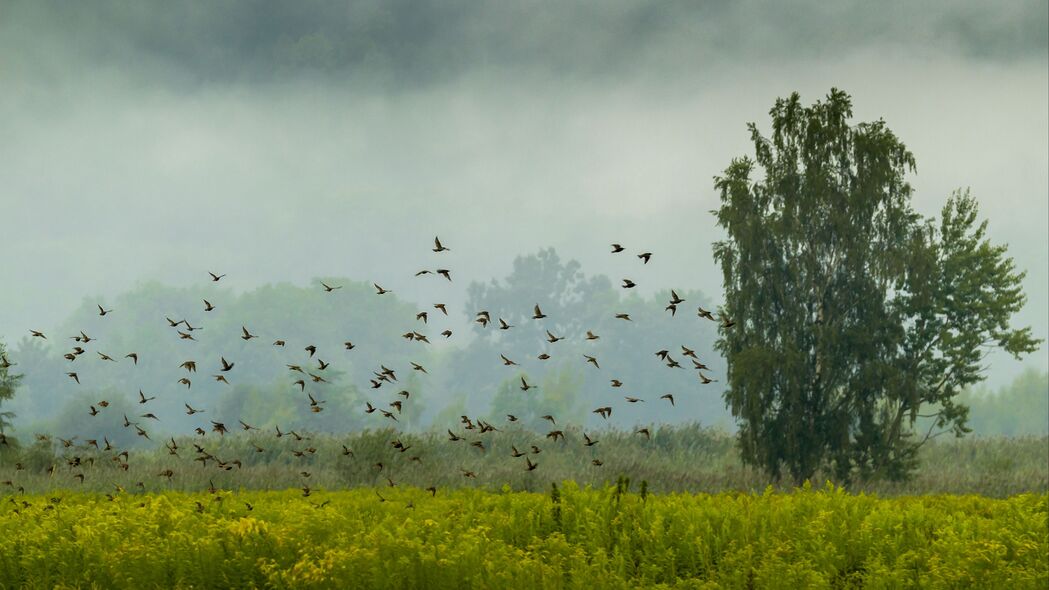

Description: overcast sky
[2,1,1046,387]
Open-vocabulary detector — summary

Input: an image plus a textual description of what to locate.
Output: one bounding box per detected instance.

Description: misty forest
[0,2,1046,589]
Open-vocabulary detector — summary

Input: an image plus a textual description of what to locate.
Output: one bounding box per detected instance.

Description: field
[0,483,1045,589]
[1,425,1046,497]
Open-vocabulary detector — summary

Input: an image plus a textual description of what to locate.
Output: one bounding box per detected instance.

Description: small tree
[712,89,1040,485]
[0,340,22,434]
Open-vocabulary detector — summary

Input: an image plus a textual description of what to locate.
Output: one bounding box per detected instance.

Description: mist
[1,1,1046,427]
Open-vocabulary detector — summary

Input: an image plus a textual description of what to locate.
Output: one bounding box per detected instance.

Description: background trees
[713,89,1040,485]
[0,339,21,434]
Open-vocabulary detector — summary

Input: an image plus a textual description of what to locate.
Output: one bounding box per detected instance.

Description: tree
[712,89,1040,485]
[0,339,22,434]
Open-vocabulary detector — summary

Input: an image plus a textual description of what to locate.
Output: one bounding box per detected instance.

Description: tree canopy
[712,89,1040,484]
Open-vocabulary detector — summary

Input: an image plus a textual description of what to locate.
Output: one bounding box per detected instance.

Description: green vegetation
[713,89,1040,485]
[0,424,1044,498]
[0,485,1044,589]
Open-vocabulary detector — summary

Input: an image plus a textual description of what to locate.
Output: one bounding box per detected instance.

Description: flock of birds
[0,237,732,507]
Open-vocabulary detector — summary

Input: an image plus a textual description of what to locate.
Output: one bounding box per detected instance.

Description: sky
[1,0,1046,388]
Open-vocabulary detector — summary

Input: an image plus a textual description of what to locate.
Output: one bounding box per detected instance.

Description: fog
[1,1,1046,430]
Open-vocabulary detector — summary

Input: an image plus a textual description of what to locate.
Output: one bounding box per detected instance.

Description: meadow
[0,483,1045,589]
[1,424,1046,497]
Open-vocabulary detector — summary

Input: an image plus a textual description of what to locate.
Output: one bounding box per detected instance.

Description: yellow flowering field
[0,482,1044,589]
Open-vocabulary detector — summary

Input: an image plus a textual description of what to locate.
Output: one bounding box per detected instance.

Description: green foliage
[0,339,21,434]
[0,486,1044,588]
[713,89,1041,485]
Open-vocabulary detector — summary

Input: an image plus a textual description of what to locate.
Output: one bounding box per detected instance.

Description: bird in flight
[660,394,675,406]
[209,272,226,282]
[637,252,652,264]
[611,244,625,253]
[320,281,341,292]
[241,327,257,340]
[374,284,391,295]
[203,299,216,312]
[97,305,113,316]
[433,236,450,252]
[533,305,546,319]
[622,279,637,289]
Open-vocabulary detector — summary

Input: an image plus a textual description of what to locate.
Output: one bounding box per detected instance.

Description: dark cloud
[6,1,1047,88]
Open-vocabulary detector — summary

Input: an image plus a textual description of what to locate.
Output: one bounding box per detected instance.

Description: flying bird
[638,252,652,264]
[611,244,625,253]
[533,305,546,319]
[203,299,216,311]
[320,281,342,292]
[433,236,450,252]
[241,327,257,340]
[97,305,113,316]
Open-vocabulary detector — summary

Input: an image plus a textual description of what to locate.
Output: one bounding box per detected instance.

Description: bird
[185,404,203,415]
[203,299,216,312]
[583,433,599,447]
[699,372,718,384]
[138,390,155,403]
[373,284,391,295]
[433,236,450,252]
[415,269,432,276]
[622,279,636,289]
[498,318,513,330]
[410,362,427,373]
[416,311,428,324]
[638,252,652,264]
[305,345,317,357]
[209,272,226,282]
[520,377,537,391]
[592,459,604,466]
[681,346,697,358]
[241,327,257,340]
[666,304,678,316]
[546,330,563,343]
[30,330,46,339]
[697,306,715,321]
[274,340,286,347]
[525,457,538,471]
[97,352,116,362]
[500,354,518,366]
[66,372,79,384]
[320,281,342,292]
[125,353,139,365]
[436,269,452,281]
[541,415,556,425]
[213,375,229,385]
[343,341,355,350]
[533,305,547,319]
[720,315,736,328]
[546,430,565,442]
[610,379,623,388]
[637,428,651,439]
[670,290,685,305]
[585,331,600,341]
[537,353,551,360]
[88,406,99,416]
[434,303,448,315]
[441,330,453,338]
[625,396,644,403]
[615,313,631,321]
[592,407,612,419]
[97,305,113,316]
[180,361,197,372]
[611,244,625,253]
[219,357,234,372]
[583,355,600,369]
[510,446,525,458]
[177,331,196,341]
[660,393,675,406]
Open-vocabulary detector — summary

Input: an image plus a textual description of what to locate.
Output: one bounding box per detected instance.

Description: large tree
[712,89,1040,484]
